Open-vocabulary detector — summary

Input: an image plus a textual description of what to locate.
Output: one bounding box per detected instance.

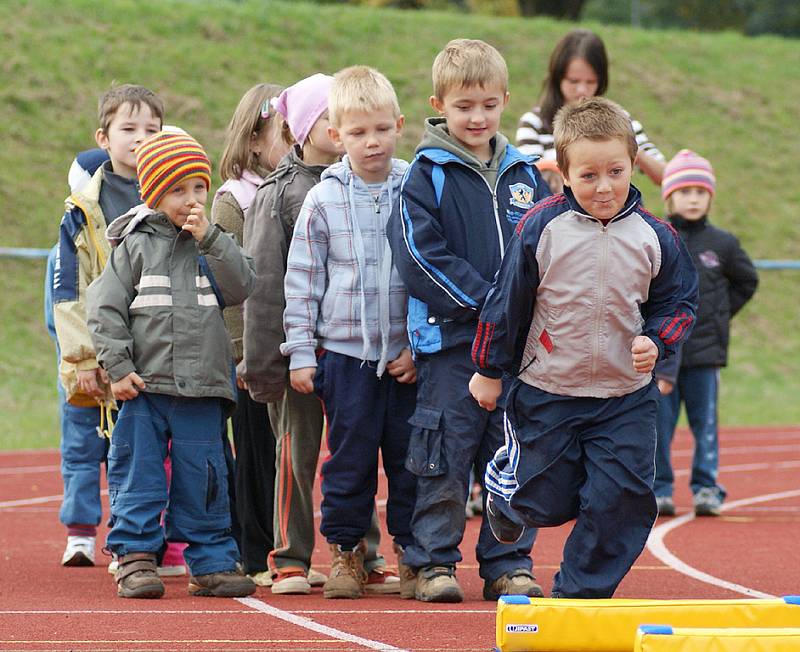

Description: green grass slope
[2,0,799,448]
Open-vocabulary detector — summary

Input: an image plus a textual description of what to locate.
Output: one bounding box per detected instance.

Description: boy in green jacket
[87,131,256,599]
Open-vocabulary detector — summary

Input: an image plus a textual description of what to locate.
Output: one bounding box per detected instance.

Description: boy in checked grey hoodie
[241,74,394,595]
[282,66,418,600]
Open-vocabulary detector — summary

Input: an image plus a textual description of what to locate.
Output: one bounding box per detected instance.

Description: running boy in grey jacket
[281,66,418,600]
[470,98,698,599]
[87,131,256,600]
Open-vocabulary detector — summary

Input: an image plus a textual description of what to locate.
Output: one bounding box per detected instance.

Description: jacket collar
[669,214,708,230]
[321,155,408,193]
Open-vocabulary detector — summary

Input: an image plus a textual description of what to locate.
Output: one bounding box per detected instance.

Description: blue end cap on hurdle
[499,595,532,604]
[784,596,800,605]
[639,626,674,636]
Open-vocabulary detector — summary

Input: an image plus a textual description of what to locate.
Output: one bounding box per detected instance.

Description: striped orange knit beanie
[135,131,211,208]
[661,149,715,201]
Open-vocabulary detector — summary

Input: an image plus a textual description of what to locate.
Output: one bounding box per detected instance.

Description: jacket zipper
[591,224,610,386]
[443,157,526,261]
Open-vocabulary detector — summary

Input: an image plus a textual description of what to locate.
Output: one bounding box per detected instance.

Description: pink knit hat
[661,149,716,200]
[272,73,334,146]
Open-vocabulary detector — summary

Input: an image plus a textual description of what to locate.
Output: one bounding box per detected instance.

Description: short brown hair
[431,39,508,100]
[329,66,401,128]
[553,97,637,174]
[98,84,164,134]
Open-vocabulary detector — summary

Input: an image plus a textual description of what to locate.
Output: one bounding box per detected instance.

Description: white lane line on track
[0,490,108,510]
[236,597,408,651]
[672,443,800,458]
[674,459,800,477]
[0,493,63,509]
[0,465,59,475]
[646,488,800,598]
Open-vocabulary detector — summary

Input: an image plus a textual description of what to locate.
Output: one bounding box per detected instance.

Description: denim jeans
[654,366,726,500]
[106,393,239,576]
[46,245,109,528]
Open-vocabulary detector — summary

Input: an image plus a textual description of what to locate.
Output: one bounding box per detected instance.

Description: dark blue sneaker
[486,493,525,544]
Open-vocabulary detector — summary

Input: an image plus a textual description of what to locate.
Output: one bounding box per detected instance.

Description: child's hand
[631,335,658,375]
[182,202,209,241]
[290,367,316,394]
[469,373,502,411]
[110,372,146,401]
[76,367,107,398]
[657,379,674,395]
[387,348,416,384]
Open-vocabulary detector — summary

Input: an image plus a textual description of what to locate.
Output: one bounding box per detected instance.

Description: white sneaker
[61,536,95,566]
[157,564,187,577]
[307,567,328,587]
[271,571,311,594]
[248,570,273,587]
[107,559,119,574]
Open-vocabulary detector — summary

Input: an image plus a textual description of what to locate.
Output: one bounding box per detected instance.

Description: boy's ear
[503,91,510,107]
[95,128,109,151]
[327,124,343,149]
[395,114,405,133]
[429,95,444,115]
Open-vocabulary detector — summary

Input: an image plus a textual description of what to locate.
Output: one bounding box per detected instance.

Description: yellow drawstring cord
[96,400,116,440]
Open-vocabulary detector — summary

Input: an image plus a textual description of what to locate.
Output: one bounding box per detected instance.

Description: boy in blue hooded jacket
[388,39,551,603]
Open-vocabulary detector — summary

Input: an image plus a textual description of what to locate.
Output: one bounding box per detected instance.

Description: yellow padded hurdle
[495,595,800,652]
[635,625,800,651]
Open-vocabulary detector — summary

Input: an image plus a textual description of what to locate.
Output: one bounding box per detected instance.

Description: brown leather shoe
[115,552,165,599]
[187,569,256,597]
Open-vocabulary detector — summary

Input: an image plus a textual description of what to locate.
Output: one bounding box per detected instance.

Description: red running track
[0,425,798,651]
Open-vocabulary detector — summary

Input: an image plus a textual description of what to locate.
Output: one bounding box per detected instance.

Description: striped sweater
[516,106,665,167]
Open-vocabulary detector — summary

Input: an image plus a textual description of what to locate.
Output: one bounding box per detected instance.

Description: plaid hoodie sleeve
[280,192,327,370]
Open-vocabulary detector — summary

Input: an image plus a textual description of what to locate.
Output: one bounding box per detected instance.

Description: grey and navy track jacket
[472,186,699,398]
[388,128,551,356]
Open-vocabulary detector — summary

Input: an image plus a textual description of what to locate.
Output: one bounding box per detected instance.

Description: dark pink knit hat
[661,149,716,200]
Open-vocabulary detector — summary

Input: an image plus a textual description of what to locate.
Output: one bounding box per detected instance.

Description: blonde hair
[98,84,164,134]
[431,39,508,100]
[553,97,637,174]
[219,83,293,182]
[329,66,401,128]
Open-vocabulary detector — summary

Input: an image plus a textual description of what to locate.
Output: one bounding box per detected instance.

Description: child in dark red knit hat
[86,130,257,599]
[653,149,759,518]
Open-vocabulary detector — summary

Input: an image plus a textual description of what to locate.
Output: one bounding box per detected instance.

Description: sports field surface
[1,425,798,651]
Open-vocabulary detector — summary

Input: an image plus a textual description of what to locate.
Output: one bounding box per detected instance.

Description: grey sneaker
[694,487,722,516]
[415,565,463,603]
[187,569,256,597]
[483,569,544,601]
[486,493,525,544]
[115,552,165,599]
[655,495,676,516]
